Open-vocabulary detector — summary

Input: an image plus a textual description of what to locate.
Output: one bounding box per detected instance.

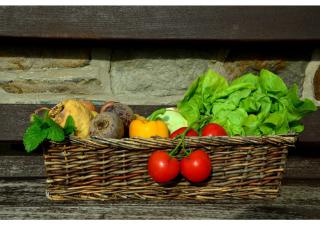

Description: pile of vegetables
[147,116,229,184]
[23,100,134,153]
[23,68,317,184]
[146,68,317,184]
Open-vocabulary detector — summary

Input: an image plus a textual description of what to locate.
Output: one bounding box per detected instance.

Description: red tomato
[201,123,228,136]
[170,127,198,139]
[148,150,180,183]
[180,149,211,183]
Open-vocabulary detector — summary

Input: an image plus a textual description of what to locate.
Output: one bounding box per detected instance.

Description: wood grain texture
[0,155,319,179]
[0,104,319,147]
[298,109,320,148]
[284,156,320,179]
[0,156,45,178]
[0,178,319,219]
[0,6,320,41]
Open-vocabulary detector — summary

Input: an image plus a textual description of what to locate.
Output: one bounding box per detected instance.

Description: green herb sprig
[23,110,76,153]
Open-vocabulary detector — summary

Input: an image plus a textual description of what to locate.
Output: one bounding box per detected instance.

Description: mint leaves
[178,69,317,136]
[63,115,76,136]
[23,111,76,153]
[23,123,48,153]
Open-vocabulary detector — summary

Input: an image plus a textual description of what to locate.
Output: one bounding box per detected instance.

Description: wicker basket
[43,135,296,201]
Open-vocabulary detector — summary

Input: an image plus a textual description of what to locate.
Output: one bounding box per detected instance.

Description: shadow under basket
[43,135,296,201]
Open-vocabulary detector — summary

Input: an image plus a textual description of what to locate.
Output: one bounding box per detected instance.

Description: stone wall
[0,44,318,106]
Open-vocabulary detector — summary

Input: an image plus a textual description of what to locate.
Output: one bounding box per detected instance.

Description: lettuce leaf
[177,69,317,136]
[178,69,228,128]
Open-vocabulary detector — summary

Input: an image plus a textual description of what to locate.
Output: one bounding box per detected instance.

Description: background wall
[0,42,318,106]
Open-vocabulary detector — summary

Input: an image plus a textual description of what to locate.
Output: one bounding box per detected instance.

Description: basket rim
[63,134,297,150]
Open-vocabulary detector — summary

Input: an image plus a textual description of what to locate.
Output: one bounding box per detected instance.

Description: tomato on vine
[148,150,180,183]
[201,123,227,136]
[148,116,214,184]
[180,149,211,183]
[169,127,198,139]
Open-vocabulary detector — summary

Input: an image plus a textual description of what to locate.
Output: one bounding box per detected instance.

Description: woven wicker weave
[44,135,296,201]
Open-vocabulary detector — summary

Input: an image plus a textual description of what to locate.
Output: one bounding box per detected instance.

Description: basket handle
[29,107,51,121]
[34,107,51,115]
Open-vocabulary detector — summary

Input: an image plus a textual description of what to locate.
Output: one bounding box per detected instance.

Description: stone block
[0,47,34,70]
[221,47,311,94]
[303,49,320,106]
[0,46,90,71]
[0,47,111,104]
[110,47,225,97]
[31,48,90,69]
[0,78,102,94]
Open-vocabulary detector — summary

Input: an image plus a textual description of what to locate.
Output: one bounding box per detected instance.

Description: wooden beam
[0,6,320,41]
[0,178,320,219]
[0,156,45,178]
[297,109,320,148]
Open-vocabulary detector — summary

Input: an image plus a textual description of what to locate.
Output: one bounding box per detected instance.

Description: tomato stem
[168,116,212,157]
[184,149,192,157]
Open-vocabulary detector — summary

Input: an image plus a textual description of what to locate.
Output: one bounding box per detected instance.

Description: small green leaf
[211,102,236,116]
[227,108,248,126]
[259,124,275,135]
[259,69,288,96]
[63,115,76,136]
[243,114,261,136]
[47,123,65,142]
[240,97,261,114]
[30,114,44,126]
[178,96,202,128]
[23,124,47,153]
[231,73,259,87]
[227,88,252,106]
[291,124,304,133]
[263,112,285,129]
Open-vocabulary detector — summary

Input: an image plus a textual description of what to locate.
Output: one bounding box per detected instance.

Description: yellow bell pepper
[129,115,169,138]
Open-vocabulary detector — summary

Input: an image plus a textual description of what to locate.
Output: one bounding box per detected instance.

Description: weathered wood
[0,155,319,179]
[284,156,320,179]
[0,178,319,219]
[298,109,320,148]
[0,104,36,142]
[0,156,45,178]
[0,6,320,41]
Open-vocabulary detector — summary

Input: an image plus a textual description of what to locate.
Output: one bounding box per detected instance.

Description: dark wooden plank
[0,6,320,41]
[0,156,45,178]
[0,155,319,179]
[297,109,320,148]
[284,156,320,179]
[0,178,319,219]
